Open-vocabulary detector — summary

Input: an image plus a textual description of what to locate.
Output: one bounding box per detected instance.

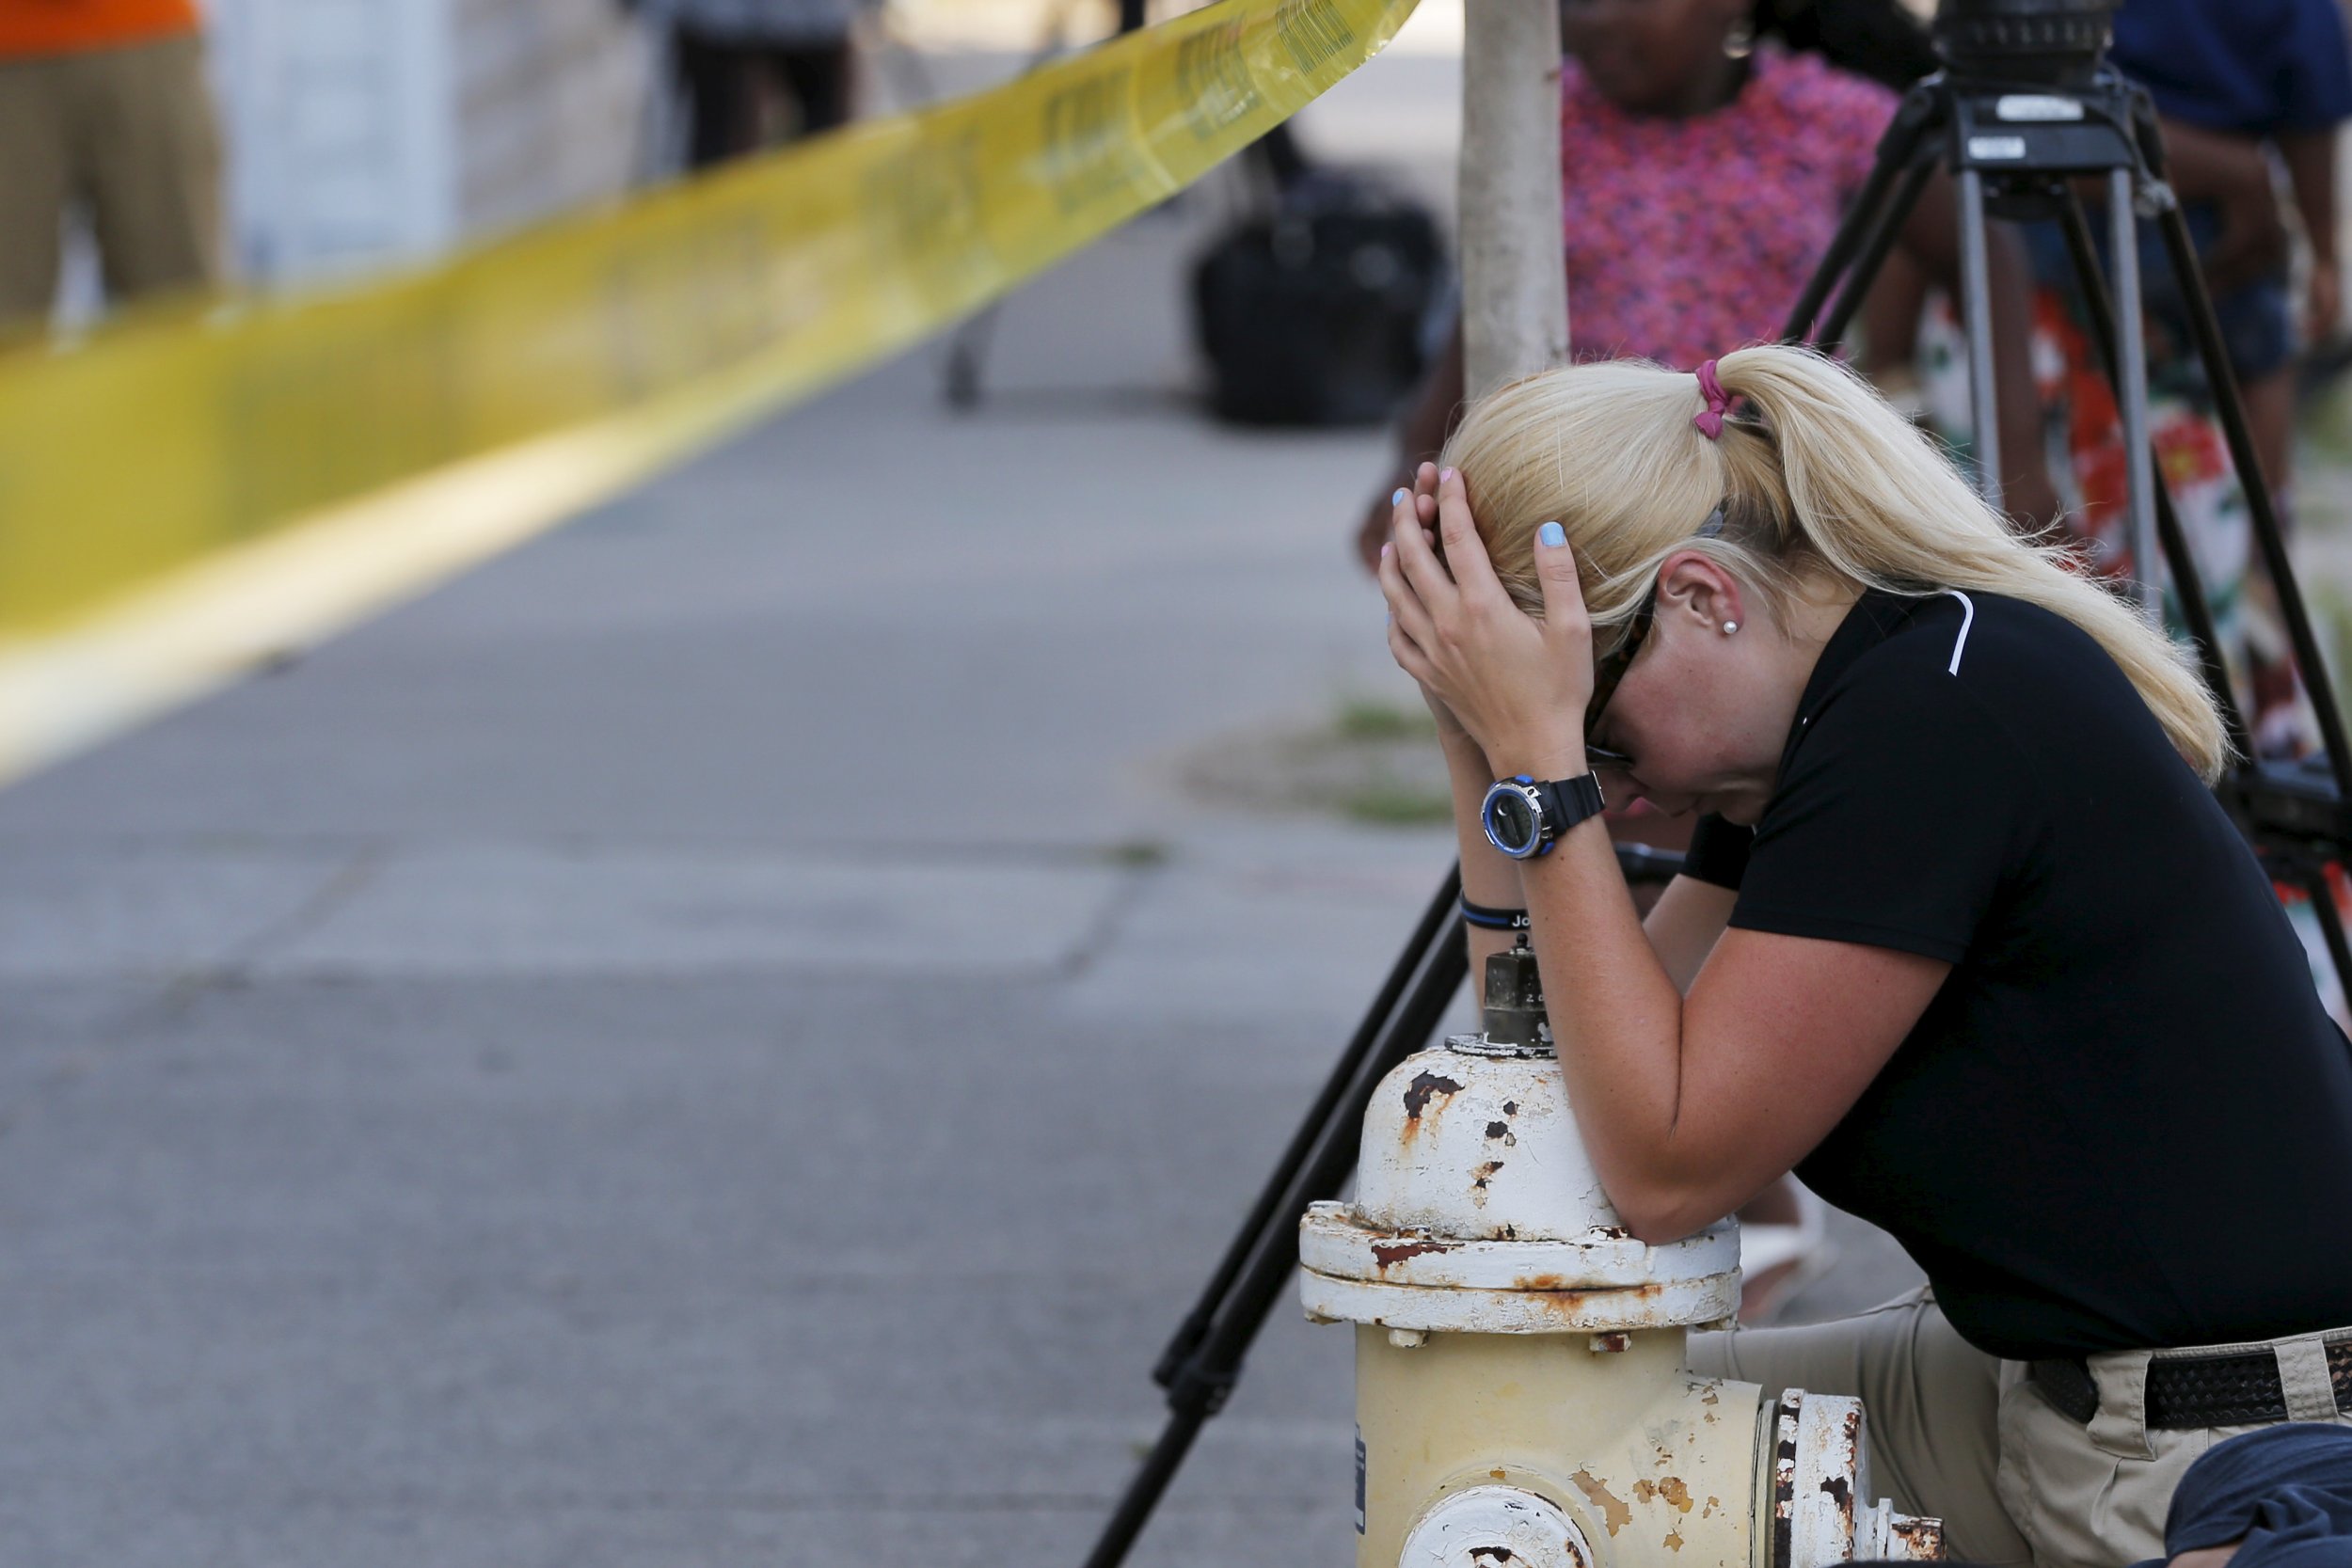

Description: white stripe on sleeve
[1941,589,1977,675]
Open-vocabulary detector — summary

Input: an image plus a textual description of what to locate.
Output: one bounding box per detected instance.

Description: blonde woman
[1376,344,2352,1568]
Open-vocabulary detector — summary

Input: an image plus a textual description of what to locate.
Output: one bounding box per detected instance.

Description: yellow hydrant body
[1357,1324,1769,1568]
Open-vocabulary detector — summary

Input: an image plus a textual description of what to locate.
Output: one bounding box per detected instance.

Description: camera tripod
[1082,30,2352,1568]
[1778,55,2352,993]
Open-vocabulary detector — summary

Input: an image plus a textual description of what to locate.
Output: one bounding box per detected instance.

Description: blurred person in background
[0,0,223,329]
[1354,0,2055,570]
[629,0,879,170]
[2106,0,2351,511]
[1900,0,2352,763]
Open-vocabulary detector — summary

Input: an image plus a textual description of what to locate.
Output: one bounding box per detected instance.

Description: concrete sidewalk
[0,43,1917,1568]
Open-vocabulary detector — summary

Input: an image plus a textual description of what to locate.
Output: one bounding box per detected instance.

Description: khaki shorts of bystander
[0,30,223,325]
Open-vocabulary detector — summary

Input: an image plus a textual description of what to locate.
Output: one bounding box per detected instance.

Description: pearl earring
[1721,621,1739,635]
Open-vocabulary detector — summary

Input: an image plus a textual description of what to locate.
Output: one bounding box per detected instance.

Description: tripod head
[1931,0,2118,88]
[1916,0,2149,221]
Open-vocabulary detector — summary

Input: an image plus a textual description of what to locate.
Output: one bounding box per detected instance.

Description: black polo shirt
[1732,588,2352,1360]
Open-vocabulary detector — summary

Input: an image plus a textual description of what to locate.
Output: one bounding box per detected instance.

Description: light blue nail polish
[1392,488,1409,505]
[1538,521,1566,548]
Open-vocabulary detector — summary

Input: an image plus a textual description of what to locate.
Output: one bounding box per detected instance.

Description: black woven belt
[2029,1338,2352,1429]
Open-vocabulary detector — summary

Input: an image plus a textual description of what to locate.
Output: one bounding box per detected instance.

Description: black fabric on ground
[1731,589,2352,1360]
[2145,1423,2352,1567]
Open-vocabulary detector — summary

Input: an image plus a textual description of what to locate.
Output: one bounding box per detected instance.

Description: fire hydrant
[1300,941,1944,1568]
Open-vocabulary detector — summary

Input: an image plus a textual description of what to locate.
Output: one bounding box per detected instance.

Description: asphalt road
[0,46,1918,1566]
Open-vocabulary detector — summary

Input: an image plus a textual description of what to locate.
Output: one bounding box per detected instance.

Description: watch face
[1486,786,1539,856]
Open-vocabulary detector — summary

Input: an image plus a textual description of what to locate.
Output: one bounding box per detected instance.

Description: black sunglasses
[1582,585,1656,773]
[1581,506,1726,773]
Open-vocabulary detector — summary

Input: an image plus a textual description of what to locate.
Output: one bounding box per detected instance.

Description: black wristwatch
[1480,772,1606,860]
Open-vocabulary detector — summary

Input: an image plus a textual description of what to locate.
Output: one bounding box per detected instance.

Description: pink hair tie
[1693,358,1732,439]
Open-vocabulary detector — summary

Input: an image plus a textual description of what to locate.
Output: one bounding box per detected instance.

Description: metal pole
[1956,167,2003,512]
[2055,192,2251,759]
[1082,14,1574,1563]
[2108,167,2161,622]
[1458,0,1568,394]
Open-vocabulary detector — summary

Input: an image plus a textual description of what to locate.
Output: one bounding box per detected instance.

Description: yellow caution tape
[0,0,1419,774]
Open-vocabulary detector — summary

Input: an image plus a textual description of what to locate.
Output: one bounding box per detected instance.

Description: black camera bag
[1189,167,1449,427]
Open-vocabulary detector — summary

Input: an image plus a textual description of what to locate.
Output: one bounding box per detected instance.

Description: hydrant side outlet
[1356,1326,1768,1568]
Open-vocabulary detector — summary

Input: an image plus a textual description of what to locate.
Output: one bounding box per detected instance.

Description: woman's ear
[1657,550,1745,638]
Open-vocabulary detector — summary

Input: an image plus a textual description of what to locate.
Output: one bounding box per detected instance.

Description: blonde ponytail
[1438,344,2230,782]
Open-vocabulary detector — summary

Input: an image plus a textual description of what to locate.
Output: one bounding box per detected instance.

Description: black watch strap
[1535,773,1606,846]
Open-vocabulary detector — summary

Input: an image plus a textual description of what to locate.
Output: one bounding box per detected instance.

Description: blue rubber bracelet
[1459,898,1531,931]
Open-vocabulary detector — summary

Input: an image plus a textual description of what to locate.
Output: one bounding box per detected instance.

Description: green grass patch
[1101,838,1170,868]
[1332,697,1436,743]
[2302,379,2352,465]
[1339,781,1454,825]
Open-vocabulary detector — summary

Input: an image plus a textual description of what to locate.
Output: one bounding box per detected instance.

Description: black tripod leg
[2054,193,2252,758]
[1084,1402,1212,1568]
[1152,864,1461,1387]
[2137,117,2352,789]
[1781,81,1946,343]
[2300,862,2352,1024]
[1085,927,1470,1568]
[1813,154,1938,352]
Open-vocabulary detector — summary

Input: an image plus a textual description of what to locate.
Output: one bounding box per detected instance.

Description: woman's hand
[1423,683,1477,749]
[1377,467,1593,780]
[1379,467,1480,751]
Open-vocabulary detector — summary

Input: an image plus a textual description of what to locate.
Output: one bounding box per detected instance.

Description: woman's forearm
[1445,724,1732,993]
[1644,876,1737,993]
[2281,128,2338,273]
[1440,730,1524,974]
[2156,118,2271,203]
[2282,129,2342,340]
[1520,813,1695,1230]
[2154,120,2286,293]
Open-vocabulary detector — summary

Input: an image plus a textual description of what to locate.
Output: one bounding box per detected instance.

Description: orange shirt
[0,0,200,59]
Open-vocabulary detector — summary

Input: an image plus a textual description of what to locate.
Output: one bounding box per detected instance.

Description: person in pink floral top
[1556,45,1898,367]
[1356,0,2055,569]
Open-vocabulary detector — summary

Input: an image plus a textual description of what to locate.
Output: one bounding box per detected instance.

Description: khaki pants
[1689,1290,2352,1568]
[0,31,223,325]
